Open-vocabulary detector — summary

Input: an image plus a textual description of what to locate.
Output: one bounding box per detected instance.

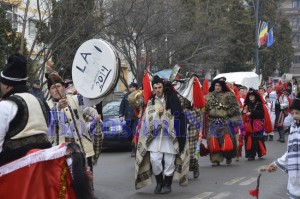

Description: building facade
[281,0,300,73]
[0,0,50,57]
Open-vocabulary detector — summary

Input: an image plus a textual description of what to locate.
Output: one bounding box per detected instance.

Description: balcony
[0,0,21,6]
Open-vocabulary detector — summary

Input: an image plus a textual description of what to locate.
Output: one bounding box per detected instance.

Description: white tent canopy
[213,72,260,89]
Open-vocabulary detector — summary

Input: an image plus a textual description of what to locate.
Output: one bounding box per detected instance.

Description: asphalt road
[93,133,289,199]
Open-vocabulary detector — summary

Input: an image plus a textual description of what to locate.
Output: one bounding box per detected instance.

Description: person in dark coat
[119,82,138,157]
[242,88,266,161]
[28,79,45,101]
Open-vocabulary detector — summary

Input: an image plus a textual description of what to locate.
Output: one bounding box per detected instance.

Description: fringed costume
[205,77,241,165]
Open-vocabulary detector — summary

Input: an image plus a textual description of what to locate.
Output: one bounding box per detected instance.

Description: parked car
[102,100,132,149]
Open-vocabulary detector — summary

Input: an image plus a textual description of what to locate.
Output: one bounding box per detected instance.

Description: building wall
[0,0,49,56]
[281,0,300,73]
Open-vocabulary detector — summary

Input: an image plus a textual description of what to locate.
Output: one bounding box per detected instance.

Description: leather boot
[131,144,136,157]
[268,135,273,141]
[161,175,173,194]
[154,173,164,194]
[193,165,200,179]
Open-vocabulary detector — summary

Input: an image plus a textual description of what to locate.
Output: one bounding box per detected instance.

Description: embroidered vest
[0,93,51,166]
[47,94,95,158]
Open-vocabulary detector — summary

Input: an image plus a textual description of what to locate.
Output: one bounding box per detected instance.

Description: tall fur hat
[0,53,28,86]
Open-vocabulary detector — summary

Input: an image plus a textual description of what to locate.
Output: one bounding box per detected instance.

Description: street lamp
[255,0,260,75]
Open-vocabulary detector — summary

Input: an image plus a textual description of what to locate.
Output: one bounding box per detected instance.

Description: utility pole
[255,0,260,75]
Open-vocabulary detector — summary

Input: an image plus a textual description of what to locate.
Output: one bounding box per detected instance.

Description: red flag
[0,154,76,199]
[202,79,209,95]
[193,77,205,108]
[143,72,152,105]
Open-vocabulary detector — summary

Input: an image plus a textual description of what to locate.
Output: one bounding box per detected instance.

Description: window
[294,35,300,43]
[294,55,300,63]
[293,0,300,8]
[28,19,37,36]
[292,18,297,27]
[0,2,18,30]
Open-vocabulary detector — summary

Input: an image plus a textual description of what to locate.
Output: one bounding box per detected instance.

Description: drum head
[72,39,120,99]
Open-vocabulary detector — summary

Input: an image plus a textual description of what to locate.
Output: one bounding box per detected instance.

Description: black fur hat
[209,77,229,92]
[0,53,28,86]
[290,92,300,111]
[151,75,164,87]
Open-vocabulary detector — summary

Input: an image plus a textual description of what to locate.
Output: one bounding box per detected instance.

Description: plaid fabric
[92,121,103,165]
[185,109,201,132]
[185,109,201,171]
[84,114,103,166]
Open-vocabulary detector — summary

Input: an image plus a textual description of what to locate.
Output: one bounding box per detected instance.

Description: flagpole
[255,0,260,75]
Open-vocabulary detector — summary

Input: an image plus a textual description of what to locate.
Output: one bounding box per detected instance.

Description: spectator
[119,82,138,157]
[28,79,45,101]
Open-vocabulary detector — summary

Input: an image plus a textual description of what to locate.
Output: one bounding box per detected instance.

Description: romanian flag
[258,21,268,47]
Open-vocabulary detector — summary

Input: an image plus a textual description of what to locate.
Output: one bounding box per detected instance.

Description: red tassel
[143,72,153,105]
[221,134,233,152]
[200,143,210,156]
[249,188,259,197]
[209,136,221,153]
[246,136,252,150]
[202,79,209,95]
[238,135,244,147]
[258,140,266,156]
[193,77,205,108]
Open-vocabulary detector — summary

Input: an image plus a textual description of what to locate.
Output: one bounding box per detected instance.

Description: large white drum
[72,39,120,99]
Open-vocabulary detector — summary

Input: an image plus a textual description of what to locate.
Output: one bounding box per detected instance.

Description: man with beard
[205,77,242,166]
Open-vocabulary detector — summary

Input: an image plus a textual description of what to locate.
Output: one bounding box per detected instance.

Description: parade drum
[72,39,120,99]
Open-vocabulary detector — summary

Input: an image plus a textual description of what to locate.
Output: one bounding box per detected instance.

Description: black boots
[161,175,173,194]
[131,144,136,157]
[278,130,285,143]
[193,166,200,179]
[268,135,273,141]
[154,173,164,194]
[154,174,173,194]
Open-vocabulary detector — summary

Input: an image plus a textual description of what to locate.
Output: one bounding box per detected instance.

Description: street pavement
[94,133,289,199]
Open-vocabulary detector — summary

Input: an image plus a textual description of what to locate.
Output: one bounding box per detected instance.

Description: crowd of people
[0,53,300,198]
